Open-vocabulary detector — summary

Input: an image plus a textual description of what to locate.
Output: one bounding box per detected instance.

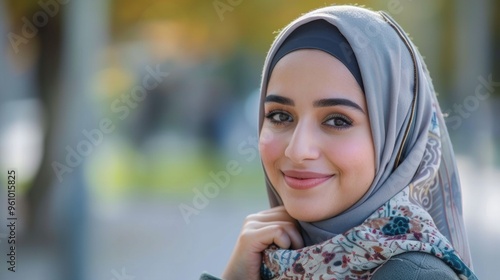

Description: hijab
[258,5,475,279]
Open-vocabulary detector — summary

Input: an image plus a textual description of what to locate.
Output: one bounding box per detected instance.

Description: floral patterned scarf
[261,187,476,279]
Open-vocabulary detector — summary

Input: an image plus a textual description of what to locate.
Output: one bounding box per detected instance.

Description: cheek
[259,128,285,167]
[330,135,375,176]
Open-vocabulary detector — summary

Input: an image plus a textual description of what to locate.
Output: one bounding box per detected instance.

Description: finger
[285,223,304,249]
[270,224,292,249]
[258,205,286,214]
[244,224,290,251]
[265,223,304,250]
[245,222,304,251]
[245,206,296,223]
[274,222,304,249]
[244,220,296,230]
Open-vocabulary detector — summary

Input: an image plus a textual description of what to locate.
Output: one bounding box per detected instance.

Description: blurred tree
[5,1,109,280]
[21,0,63,241]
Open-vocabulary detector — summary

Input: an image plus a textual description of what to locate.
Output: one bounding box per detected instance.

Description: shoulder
[371,252,459,280]
[199,272,222,280]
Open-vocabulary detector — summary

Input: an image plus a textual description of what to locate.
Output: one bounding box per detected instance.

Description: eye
[265,111,293,125]
[323,114,352,129]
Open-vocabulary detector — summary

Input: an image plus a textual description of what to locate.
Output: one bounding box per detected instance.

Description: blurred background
[0,0,498,279]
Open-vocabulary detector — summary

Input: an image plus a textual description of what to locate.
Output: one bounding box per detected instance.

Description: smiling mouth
[282,171,334,190]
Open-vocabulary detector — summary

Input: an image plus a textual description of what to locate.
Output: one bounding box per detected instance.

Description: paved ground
[0,156,497,280]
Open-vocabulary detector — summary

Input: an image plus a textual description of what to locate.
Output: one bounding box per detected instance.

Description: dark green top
[200,252,460,280]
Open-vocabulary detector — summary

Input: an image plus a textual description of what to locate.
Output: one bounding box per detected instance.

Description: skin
[222,49,376,280]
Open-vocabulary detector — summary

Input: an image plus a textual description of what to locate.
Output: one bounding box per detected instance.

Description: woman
[201,5,477,280]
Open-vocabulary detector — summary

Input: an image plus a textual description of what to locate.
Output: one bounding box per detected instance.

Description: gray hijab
[258,5,472,266]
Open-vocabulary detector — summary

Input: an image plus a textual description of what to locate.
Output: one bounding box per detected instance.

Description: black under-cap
[269,19,364,91]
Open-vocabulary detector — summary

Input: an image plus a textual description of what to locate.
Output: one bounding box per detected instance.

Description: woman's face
[260,49,376,222]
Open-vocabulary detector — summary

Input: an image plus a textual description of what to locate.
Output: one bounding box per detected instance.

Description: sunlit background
[0,0,498,279]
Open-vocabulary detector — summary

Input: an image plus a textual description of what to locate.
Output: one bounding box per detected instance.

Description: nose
[284,121,320,163]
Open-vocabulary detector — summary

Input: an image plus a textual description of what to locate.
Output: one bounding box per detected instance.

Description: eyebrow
[264,95,294,106]
[265,94,365,114]
[313,98,365,113]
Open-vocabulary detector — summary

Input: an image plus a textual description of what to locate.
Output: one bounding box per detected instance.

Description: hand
[222,206,304,280]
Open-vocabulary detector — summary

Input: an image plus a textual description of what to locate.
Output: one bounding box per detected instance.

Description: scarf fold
[258,5,475,279]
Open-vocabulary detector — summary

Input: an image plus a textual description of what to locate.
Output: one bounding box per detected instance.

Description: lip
[282,170,334,190]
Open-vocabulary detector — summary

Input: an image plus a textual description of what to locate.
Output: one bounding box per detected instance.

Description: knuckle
[272,225,286,236]
[244,213,259,223]
[239,227,257,242]
[243,220,259,229]
[240,228,251,237]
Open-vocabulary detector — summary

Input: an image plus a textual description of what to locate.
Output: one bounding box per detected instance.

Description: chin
[285,203,333,223]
